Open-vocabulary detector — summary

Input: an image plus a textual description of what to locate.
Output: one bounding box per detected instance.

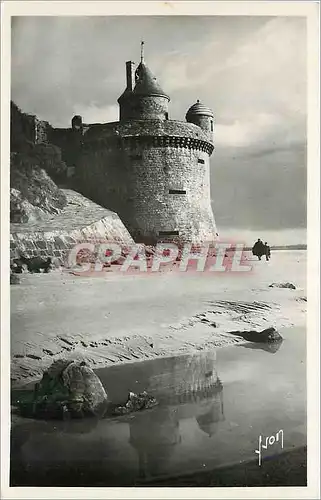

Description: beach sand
[10,250,306,388]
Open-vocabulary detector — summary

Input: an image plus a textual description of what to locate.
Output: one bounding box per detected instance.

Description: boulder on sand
[16,359,108,419]
[269,282,296,290]
[229,327,283,343]
[17,255,52,273]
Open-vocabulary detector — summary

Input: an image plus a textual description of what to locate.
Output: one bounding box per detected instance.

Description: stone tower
[72,46,218,244]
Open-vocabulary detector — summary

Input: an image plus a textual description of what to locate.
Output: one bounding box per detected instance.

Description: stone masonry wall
[34,118,50,144]
[75,122,217,244]
[10,190,133,263]
[120,95,169,121]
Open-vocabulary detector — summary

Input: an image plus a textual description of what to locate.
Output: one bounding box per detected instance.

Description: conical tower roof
[133,62,170,100]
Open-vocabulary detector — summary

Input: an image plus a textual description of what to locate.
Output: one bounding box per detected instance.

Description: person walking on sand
[264,242,271,261]
[252,238,265,261]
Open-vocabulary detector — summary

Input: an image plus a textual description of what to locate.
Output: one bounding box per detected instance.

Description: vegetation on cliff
[10,101,68,223]
[10,153,67,223]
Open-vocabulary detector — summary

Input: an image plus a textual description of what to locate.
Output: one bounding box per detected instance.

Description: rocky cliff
[10,103,133,262]
[10,101,69,223]
[10,153,67,223]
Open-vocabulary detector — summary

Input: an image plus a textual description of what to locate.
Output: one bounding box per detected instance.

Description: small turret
[118,42,170,121]
[71,115,83,133]
[186,100,214,136]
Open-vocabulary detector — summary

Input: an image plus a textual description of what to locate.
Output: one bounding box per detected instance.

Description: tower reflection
[128,351,224,479]
[129,407,180,479]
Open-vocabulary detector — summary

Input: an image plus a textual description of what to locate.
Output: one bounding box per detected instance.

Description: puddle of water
[10,327,306,486]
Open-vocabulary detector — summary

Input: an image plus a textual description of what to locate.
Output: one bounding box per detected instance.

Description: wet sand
[10,326,306,486]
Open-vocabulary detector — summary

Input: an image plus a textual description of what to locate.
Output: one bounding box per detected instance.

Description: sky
[11,16,307,243]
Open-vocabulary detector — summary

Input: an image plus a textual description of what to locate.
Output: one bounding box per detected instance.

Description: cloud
[152,16,306,150]
[11,16,306,132]
[10,16,307,231]
[214,113,279,148]
[75,104,119,125]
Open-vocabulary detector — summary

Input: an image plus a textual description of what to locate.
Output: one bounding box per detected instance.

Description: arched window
[210,120,213,132]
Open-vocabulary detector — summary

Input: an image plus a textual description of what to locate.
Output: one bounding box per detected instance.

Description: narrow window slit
[159,231,179,236]
[169,189,186,195]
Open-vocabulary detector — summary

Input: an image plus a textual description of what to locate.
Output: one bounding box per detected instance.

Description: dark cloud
[11,15,307,231]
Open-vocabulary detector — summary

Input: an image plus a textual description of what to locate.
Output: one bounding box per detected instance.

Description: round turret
[76,44,218,245]
[186,100,214,135]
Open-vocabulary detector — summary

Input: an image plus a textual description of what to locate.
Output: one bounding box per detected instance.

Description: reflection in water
[196,395,225,437]
[11,411,99,454]
[144,351,221,404]
[128,351,224,477]
[11,351,225,484]
[237,340,283,354]
[10,328,307,486]
[129,408,180,479]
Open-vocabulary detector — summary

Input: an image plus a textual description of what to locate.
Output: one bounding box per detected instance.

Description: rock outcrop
[229,327,283,343]
[112,391,158,415]
[10,155,67,224]
[15,359,108,419]
[269,282,296,290]
[10,272,20,285]
[15,256,52,273]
